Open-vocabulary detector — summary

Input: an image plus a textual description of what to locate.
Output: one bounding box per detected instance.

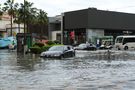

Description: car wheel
[72,52,75,57]
[124,46,128,50]
[59,55,64,59]
[116,46,120,50]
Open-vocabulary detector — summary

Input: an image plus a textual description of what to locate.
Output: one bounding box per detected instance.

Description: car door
[67,46,74,57]
[62,46,68,57]
[64,46,73,57]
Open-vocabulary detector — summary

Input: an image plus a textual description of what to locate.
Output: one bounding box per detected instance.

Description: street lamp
[24,0,26,45]
[11,0,14,36]
[23,0,27,54]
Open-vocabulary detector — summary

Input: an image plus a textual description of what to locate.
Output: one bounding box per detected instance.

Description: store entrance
[63,28,86,45]
[75,30,86,44]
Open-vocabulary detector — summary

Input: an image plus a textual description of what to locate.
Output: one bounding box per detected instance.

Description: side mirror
[64,49,68,52]
[67,47,70,50]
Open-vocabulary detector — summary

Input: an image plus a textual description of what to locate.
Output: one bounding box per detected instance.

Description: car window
[3,38,10,41]
[49,46,64,51]
[63,46,68,51]
[116,37,123,43]
[79,44,87,47]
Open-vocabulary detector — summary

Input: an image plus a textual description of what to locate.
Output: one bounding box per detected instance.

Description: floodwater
[1,50,135,90]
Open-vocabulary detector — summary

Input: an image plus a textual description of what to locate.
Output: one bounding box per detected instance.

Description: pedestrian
[96,39,100,48]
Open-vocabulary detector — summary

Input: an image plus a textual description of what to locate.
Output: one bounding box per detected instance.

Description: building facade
[48,15,62,42]
[63,8,135,45]
[0,12,24,38]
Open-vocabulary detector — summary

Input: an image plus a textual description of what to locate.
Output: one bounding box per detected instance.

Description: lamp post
[11,0,14,36]
[24,0,26,45]
[23,0,27,54]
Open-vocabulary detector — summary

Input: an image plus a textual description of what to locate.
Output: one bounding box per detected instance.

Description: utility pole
[24,0,26,45]
[23,0,27,54]
[11,0,14,36]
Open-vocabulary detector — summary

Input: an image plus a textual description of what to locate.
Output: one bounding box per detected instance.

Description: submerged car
[74,43,97,50]
[40,45,75,58]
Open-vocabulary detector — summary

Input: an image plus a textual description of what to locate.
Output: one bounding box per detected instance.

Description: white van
[115,35,135,50]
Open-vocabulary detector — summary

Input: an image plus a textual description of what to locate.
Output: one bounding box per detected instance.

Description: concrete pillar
[61,13,64,44]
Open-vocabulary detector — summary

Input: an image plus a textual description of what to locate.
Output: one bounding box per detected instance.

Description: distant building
[0,12,24,38]
[62,8,135,45]
[48,15,62,42]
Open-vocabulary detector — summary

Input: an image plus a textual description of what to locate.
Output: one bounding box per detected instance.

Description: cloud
[1,0,135,16]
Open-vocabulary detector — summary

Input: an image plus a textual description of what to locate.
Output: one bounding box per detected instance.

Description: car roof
[117,35,135,38]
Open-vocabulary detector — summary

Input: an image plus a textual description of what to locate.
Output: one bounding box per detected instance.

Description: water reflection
[17,53,39,71]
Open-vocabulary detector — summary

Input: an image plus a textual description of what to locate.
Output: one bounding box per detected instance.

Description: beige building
[0,12,24,38]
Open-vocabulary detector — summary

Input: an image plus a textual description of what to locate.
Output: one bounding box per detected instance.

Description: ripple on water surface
[0,50,135,90]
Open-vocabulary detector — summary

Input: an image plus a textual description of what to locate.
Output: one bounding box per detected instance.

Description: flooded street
[1,50,135,90]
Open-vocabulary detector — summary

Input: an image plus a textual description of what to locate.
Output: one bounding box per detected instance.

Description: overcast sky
[1,0,135,16]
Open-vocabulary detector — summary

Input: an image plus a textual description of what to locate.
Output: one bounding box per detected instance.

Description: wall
[64,9,88,29]
[88,9,135,30]
[0,20,10,30]
[51,31,61,41]
[64,8,135,30]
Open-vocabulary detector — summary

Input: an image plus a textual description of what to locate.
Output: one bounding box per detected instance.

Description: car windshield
[49,46,64,51]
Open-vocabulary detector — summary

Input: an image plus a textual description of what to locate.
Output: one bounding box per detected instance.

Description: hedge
[30,46,41,54]
[33,42,44,47]
[30,44,63,54]
[46,40,55,45]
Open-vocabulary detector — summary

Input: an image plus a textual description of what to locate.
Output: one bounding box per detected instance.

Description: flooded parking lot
[1,50,135,90]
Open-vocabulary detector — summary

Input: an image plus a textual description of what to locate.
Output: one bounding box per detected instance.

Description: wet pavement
[1,49,135,90]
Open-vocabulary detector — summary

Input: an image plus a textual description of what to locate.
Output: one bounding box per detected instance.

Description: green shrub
[41,45,52,52]
[33,42,44,47]
[46,40,55,45]
[30,44,64,54]
[54,40,61,44]
[41,44,64,52]
[30,46,42,54]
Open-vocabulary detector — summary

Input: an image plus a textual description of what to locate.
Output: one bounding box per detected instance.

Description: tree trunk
[18,23,20,33]
[11,14,13,36]
[40,24,42,41]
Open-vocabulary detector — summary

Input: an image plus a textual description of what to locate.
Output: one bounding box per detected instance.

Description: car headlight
[40,52,45,56]
[53,53,61,56]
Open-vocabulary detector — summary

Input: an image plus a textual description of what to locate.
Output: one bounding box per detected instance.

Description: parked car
[74,43,97,50]
[0,36,17,49]
[99,44,113,49]
[40,45,75,59]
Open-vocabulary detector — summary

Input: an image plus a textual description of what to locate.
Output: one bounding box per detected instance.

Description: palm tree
[0,4,3,20]
[2,0,18,36]
[36,9,48,40]
[12,1,48,39]
[19,1,38,33]
[37,9,48,25]
[13,9,21,33]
